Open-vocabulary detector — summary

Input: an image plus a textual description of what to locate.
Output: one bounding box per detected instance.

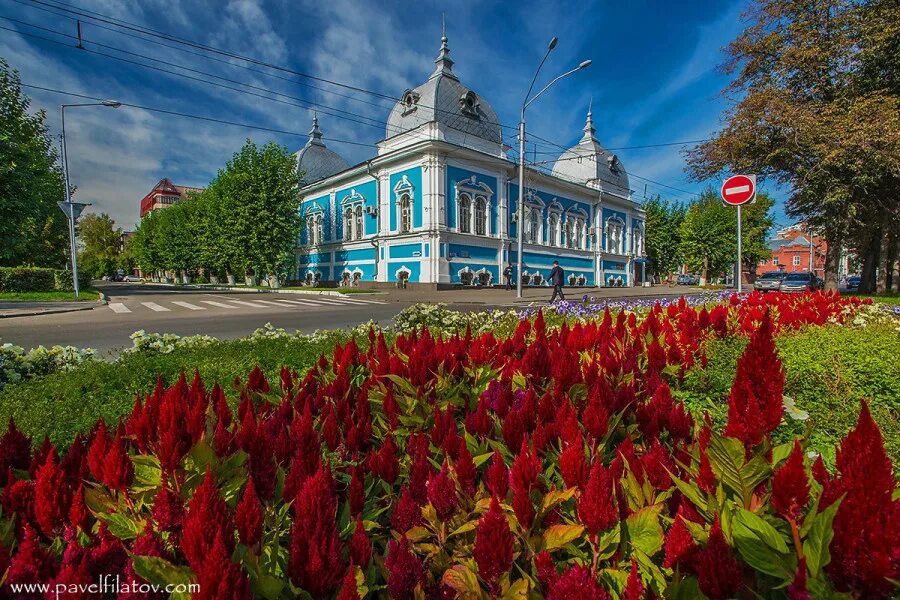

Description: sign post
[720,174,757,293]
[57,201,90,297]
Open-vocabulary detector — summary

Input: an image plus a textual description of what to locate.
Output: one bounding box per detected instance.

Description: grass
[849,291,900,306]
[0,290,100,302]
[677,322,900,468]
[0,332,350,447]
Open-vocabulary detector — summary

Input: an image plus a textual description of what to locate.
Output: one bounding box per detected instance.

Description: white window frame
[792,255,801,267]
[475,196,488,236]
[606,217,625,254]
[340,189,366,241]
[458,193,472,234]
[393,175,415,234]
[455,176,494,236]
[773,256,779,265]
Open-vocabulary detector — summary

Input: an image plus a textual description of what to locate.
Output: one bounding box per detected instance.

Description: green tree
[77,212,122,278]
[0,59,68,267]
[679,188,773,284]
[686,0,900,291]
[643,195,685,280]
[215,140,301,284]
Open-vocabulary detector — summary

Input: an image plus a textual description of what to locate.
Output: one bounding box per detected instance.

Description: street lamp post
[60,100,121,297]
[516,42,591,298]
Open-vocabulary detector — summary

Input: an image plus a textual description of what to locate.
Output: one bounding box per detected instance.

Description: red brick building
[758,224,826,276]
[139,178,204,218]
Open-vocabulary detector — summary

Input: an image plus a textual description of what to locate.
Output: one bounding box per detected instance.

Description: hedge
[0,266,90,292]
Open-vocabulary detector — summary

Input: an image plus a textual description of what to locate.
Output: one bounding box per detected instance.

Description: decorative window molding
[455,177,494,236]
[474,196,488,235]
[605,216,625,254]
[459,91,481,119]
[340,190,366,241]
[400,89,420,116]
[395,266,412,282]
[632,225,645,256]
[393,175,415,234]
[458,193,472,234]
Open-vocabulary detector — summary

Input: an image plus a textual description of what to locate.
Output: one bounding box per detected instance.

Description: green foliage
[0,332,349,448]
[0,59,68,268]
[678,322,900,466]
[679,187,773,282]
[0,290,99,301]
[77,212,123,278]
[0,266,89,292]
[642,195,685,279]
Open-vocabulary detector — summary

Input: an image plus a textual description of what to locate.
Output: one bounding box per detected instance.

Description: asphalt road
[0,284,406,355]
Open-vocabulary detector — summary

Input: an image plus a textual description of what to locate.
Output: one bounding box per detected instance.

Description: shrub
[0,341,96,390]
[0,294,896,598]
[0,266,90,292]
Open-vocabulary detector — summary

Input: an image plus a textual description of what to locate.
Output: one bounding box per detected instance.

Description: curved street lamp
[516,45,591,298]
[60,100,121,297]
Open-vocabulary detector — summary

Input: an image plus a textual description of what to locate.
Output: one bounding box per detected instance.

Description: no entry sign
[721,174,756,206]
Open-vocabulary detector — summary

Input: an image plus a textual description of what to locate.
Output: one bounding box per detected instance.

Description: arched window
[475,196,487,235]
[343,208,353,241]
[399,194,412,233]
[315,215,324,246]
[606,219,624,254]
[576,218,585,250]
[565,219,574,248]
[548,213,559,246]
[459,194,472,233]
[527,208,540,244]
[354,205,363,240]
[307,215,316,245]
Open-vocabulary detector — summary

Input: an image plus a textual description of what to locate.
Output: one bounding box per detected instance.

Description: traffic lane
[0,301,405,355]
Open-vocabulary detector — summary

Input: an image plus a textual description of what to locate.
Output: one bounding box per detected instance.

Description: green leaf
[131,454,161,492]
[99,512,145,540]
[542,524,585,551]
[706,432,771,505]
[669,473,708,513]
[540,487,576,513]
[131,556,195,600]
[499,577,529,599]
[665,576,707,600]
[251,575,284,600]
[626,504,664,557]
[731,510,794,579]
[803,497,842,578]
[442,564,483,598]
[405,526,431,542]
[733,509,790,553]
[449,521,477,537]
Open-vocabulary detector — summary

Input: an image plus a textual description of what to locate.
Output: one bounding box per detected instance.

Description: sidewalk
[371,284,704,305]
[0,301,98,319]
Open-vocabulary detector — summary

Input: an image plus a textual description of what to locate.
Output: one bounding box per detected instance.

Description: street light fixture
[60,101,121,297]
[515,43,591,298]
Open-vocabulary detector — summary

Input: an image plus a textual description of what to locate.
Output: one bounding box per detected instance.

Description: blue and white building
[295,33,646,287]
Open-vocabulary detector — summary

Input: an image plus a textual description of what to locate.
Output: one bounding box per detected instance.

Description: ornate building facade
[295,34,646,287]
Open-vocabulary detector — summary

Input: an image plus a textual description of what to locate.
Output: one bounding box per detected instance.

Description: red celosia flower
[151,476,183,533]
[34,447,71,538]
[102,429,134,492]
[824,401,899,598]
[235,478,263,548]
[548,564,609,600]
[385,536,425,600]
[690,517,742,600]
[348,516,372,569]
[559,434,587,489]
[723,312,784,449]
[427,462,457,520]
[455,446,476,496]
[391,486,423,533]
[474,496,514,589]
[486,450,508,499]
[787,557,810,600]
[579,460,617,537]
[623,559,644,600]
[641,439,675,490]
[246,365,270,393]
[181,467,233,570]
[336,568,361,600]
[195,532,252,600]
[0,418,31,482]
[771,440,810,521]
[6,524,58,586]
[87,420,110,482]
[288,465,343,597]
[510,441,541,529]
[68,485,89,532]
[534,550,557,594]
[348,464,365,516]
[663,511,697,569]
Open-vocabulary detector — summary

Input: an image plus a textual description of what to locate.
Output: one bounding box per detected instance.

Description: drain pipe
[366,160,380,282]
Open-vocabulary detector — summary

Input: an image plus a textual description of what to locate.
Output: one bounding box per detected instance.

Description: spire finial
[307,114,324,146]
[582,101,596,141]
[431,16,456,80]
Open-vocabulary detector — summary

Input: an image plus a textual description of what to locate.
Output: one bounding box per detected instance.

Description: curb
[139,282,385,297]
[0,304,96,319]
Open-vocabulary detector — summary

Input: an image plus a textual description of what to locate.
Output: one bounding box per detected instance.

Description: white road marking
[329,295,386,304]
[171,301,206,311]
[200,300,238,309]
[226,299,271,308]
[141,302,170,312]
[268,299,304,306]
[253,299,291,307]
[108,302,131,313]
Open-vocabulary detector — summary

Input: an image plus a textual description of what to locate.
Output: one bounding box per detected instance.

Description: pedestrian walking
[549,260,566,303]
[503,264,514,290]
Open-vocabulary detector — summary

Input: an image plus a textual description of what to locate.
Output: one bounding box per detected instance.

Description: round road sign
[721,174,756,206]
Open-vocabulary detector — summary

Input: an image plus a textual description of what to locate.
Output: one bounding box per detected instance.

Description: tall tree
[643,195,685,280]
[686,0,900,291]
[679,187,773,284]
[0,59,68,267]
[77,212,122,278]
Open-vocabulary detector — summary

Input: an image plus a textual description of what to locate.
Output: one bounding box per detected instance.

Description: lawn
[0,289,101,301]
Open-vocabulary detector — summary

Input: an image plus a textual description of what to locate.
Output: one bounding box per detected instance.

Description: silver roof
[385,34,503,145]
[551,106,630,195]
[295,116,350,184]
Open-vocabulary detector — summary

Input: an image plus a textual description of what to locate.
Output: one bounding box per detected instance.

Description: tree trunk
[823,229,843,292]
[876,229,891,294]
[700,256,709,286]
[858,225,881,294]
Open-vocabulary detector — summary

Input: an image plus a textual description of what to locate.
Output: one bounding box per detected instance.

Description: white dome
[551,108,630,195]
[385,35,502,146]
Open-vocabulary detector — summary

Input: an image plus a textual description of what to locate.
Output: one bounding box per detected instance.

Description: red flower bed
[0,292,895,599]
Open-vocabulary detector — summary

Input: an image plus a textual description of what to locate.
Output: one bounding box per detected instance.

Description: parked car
[779,272,821,293]
[753,271,786,292]
[676,274,699,286]
[122,275,144,283]
[846,275,861,291]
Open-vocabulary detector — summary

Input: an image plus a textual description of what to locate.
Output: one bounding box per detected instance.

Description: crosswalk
[105,294,385,315]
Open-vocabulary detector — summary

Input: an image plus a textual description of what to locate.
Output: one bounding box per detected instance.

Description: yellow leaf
[542,524,586,551]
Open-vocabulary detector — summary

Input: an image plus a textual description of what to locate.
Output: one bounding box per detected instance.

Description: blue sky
[0,0,791,230]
